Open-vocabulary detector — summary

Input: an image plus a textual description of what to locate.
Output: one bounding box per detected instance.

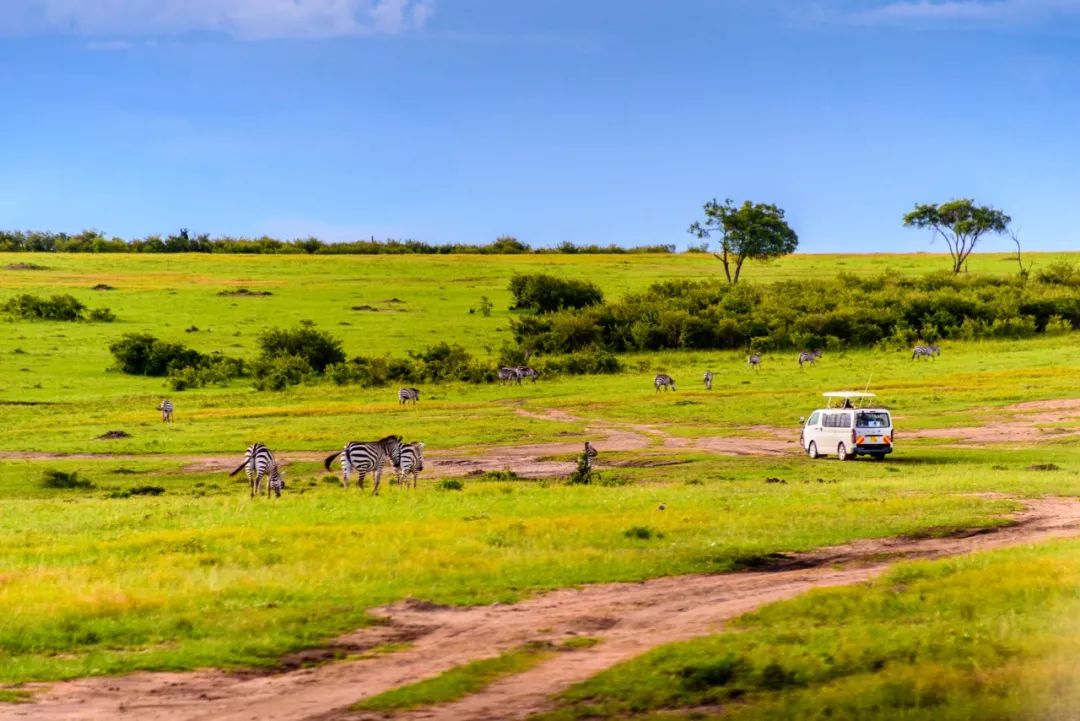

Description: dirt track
[5,497,1079,721]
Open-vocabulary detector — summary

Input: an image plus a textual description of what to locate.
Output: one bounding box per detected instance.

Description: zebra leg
[341,459,351,489]
[372,467,382,495]
[248,468,255,499]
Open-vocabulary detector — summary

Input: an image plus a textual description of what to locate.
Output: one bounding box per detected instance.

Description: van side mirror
[798,416,805,424]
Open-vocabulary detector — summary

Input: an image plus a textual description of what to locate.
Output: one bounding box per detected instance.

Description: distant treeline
[511,265,1080,354]
[0,230,676,255]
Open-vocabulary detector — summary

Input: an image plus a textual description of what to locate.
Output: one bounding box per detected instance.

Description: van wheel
[807,441,819,459]
[870,453,886,462]
[837,443,850,461]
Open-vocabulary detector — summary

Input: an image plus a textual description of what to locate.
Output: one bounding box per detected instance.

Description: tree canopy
[688,199,799,284]
[903,199,1011,273]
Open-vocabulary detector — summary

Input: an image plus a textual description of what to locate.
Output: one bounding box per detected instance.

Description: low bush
[509,273,604,314]
[436,479,464,491]
[1,293,113,322]
[511,271,1080,353]
[40,469,94,490]
[256,321,345,373]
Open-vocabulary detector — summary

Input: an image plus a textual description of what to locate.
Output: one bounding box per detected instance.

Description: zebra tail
[324,450,342,471]
[228,459,248,477]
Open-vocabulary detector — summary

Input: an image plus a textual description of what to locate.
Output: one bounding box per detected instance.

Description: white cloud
[0,0,436,39]
[853,0,1080,26]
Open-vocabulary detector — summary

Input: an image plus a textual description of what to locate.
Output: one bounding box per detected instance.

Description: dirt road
[6,497,1078,721]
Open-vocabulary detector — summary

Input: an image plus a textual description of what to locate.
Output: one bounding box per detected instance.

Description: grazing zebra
[323,435,402,494]
[703,370,713,390]
[228,443,284,498]
[394,442,425,488]
[516,366,539,383]
[582,441,598,471]
[497,367,520,385]
[748,354,762,370]
[912,344,941,360]
[398,387,420,405]
[654,373,676,392]
[798,350,822,367]
[158,399,174,423]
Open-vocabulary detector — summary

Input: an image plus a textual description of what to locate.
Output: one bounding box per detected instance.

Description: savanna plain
[2,251,1080,720]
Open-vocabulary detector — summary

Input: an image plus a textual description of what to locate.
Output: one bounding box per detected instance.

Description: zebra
[323,435,402,494]
[398,387,420,405]
[912,344,940,360]
[229,443,284,498]
[654,373,676,392]
[158,399,174,423]
[582,441,598,471]
[798,350,822,367]
[497,367,521,385]
[516,366,539,383]
[703,370,713,390]
[748,354,762,370]
[394,441,425,488]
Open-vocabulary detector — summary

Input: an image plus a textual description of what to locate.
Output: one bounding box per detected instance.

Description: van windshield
[856,411,890,428]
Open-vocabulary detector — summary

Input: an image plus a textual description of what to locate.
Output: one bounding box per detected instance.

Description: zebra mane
[377,434,403,444]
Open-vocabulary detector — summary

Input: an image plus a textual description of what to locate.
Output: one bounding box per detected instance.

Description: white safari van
[800,392,893,461]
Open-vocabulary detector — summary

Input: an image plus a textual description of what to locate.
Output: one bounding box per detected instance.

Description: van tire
[807,441,819,459]
[837,443,850,461]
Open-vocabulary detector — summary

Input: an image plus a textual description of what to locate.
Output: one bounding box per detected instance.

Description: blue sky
[1,0,1078,252]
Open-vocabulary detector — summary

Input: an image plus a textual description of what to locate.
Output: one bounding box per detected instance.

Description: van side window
[822,413,837,428]
[841,413,852,428]
[808,412,820,426]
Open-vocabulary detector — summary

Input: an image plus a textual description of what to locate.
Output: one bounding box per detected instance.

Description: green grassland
[1,251,1080,716]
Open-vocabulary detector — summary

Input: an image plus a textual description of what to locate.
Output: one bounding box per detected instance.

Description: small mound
[1028,463,1061,471]
[384,298,406,304]
[96,430,132,440]
[5,263,49,271]
[351,305,379,311]
[91,283,115,290]
[217,288,273,297]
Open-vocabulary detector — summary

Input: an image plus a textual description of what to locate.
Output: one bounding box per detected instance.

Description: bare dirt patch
[906,398,1080,445]
[4,497,1078,721]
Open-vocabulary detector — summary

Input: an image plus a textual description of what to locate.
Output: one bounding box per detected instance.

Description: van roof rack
[822,391,879,409]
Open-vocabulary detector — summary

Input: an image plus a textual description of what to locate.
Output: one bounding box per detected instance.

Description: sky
[0,0,1079,252]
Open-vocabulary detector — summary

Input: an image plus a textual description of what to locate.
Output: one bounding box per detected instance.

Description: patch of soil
[350,305,378,312]
[4,263,49,270]
[95,431,132,440]
[217,288,272,297]
[7,498,1078,721]
[91,284,115,291]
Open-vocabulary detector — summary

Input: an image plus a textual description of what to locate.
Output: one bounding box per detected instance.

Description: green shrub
[87,307,116,322]
[256,322,345,373]
[40,469,94,490]
[2,293,86,321]
[436,479,464,491]
[251,354,313,391]
[509,273,604,314]
[109,334,208,376]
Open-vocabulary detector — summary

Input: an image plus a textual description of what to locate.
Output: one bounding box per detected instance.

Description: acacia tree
[688,199,799,284]
[903,199,1011,274]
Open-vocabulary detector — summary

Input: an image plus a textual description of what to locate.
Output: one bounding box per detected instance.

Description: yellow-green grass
[352,642,556,712]
[6,447,1072,685]
[536,540,1080,721]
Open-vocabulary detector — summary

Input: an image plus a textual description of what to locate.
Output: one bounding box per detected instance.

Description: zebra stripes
[912,344,940,360]
[703,370,713,390]
[582,441,598,471]
[394,442,425,488]
[748,353,762,370]
[158,399,174,423]
[798,350,822,367]
[497,367,520,385]
[229,443,284,498]
[654,373,676,392]
[324,435,402,494]
[516,366,539,383]
[398,387,420,405]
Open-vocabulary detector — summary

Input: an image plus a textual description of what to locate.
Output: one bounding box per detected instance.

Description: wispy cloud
[852,0,1080,26]
[0,0,436,40]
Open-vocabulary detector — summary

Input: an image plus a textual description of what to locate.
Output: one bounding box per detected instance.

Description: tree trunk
[713,249,733,284]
